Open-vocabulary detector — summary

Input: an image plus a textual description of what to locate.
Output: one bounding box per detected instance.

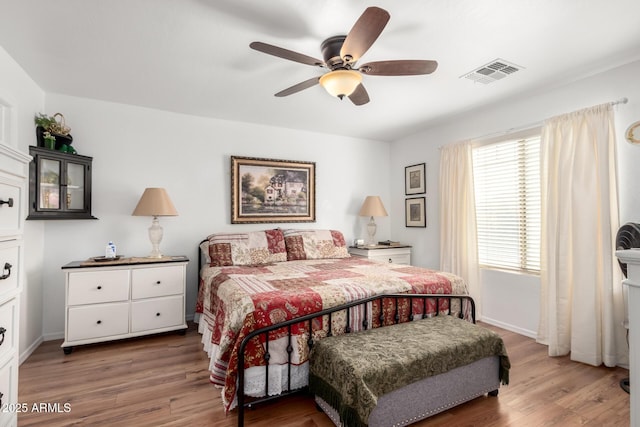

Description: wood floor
[17,322,629,427]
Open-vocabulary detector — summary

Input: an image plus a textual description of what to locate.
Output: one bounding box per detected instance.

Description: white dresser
[0,143,30,427]
[348,245,412,265]
[61,256,188,354]
[616,249,640,427]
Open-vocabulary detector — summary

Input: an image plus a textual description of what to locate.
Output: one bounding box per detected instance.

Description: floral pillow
[205,229,286,266]
[283,229,350,260]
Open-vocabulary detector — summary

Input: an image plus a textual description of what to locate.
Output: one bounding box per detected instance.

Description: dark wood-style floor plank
[17,322,629,426]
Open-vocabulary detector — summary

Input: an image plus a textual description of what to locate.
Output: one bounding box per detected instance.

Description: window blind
[472,136,541,272]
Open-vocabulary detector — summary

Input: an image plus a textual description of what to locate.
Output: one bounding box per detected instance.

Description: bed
[194,228,469,416]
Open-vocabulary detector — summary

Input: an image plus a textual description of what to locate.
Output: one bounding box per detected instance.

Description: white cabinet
[616,249,640,427]
[348,245,412,265]
[0,143,30,427]
[61,257,188,354]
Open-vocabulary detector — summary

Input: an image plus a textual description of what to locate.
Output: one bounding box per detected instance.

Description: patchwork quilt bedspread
[195,256,468,411]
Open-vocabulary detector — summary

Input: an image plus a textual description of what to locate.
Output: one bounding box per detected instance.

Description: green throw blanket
[309,315,510,427]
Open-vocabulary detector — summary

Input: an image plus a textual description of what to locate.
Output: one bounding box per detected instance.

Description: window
[472,135,541,272]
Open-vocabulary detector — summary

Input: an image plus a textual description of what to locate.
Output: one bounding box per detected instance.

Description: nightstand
[348,245,412,265]
[61,255,188,354]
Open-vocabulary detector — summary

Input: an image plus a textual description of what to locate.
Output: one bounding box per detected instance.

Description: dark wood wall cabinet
[27,146,97,220]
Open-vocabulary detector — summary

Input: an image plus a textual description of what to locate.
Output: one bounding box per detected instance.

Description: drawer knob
[0,263,11,280]
[0,198,13,208]
[96,320,102,325]
[388,258,392,263]
[156,312,161,317]
[0,326,5,346]
[156,280,161,285]
[97,285,102,290]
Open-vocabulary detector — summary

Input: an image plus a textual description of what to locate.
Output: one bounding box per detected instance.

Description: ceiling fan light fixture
[319,70,362,99]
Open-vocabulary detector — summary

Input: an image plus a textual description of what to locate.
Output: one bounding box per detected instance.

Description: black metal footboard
[236,293,475,426]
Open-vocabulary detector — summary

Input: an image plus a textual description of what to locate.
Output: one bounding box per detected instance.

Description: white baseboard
[19,336,44,365]
[479,315,537,339]
[43,331,65,341]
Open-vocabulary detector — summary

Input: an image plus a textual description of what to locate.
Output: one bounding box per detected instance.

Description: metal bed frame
[236,293,475,427]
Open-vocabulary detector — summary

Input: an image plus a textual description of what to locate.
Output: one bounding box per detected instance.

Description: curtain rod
[439,97,629,149]
[612,97,629,106]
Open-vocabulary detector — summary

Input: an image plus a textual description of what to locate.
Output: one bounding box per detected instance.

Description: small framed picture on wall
[405,163,426,195]
[405,197,426,227]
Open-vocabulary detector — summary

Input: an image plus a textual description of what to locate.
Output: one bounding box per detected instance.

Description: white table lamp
[132,188,178,258]
[358,196,388,246]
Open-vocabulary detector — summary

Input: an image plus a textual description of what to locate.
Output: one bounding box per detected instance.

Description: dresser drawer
[131,295,183,333]
[0,298,17,362]
[349,246,412,265]
[0,355,17,427]
[131,265,184,299]
[368,253,411,265]
[68,270,130,305]
[67,302,129,341]
[0,244,19,296]
[0,180,21,237]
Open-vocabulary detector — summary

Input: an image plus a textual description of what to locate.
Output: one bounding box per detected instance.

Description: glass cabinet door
[66,162,85,210]
[39,158,61,210]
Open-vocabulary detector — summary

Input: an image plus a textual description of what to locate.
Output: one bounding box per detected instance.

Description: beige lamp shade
[132,188,178,217]
[358,196,388,217]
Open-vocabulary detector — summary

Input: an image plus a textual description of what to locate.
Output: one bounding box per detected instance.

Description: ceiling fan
[249,6,438,106]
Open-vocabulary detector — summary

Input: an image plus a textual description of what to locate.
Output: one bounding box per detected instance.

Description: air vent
[462,59,523,84]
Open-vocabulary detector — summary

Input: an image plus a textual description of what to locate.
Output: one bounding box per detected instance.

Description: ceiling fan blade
[348,83,370,106]
[358,60,438,76]
[274,76,321,97]
[340,7,390,64]
[250,41,325,67]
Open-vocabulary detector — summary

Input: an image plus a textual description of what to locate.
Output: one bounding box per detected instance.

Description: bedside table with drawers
[61,256,188,354]
[348,245,412,265]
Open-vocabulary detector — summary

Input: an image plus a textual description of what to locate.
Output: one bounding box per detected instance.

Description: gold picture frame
[231,156,316,224]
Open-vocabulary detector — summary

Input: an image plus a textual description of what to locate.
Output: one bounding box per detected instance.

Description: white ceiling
[1,0,640,142]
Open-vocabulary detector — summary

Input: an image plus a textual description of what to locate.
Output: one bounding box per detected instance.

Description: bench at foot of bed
[315,356,500,427]
[309,316,510,427]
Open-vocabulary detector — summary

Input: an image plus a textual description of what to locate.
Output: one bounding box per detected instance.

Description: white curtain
[439,141,480,310]
[537,103,626,367]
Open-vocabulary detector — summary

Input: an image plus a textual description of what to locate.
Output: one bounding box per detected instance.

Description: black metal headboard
[198,238,208,288]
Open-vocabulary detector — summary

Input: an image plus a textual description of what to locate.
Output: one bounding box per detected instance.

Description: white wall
[391,59,640,336]
[39,94,392,339]
[0,46,46,360]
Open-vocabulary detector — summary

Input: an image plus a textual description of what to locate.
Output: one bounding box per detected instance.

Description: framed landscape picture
[405,163,426,195]
[405,197,426,227]
[231,156,316,224]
